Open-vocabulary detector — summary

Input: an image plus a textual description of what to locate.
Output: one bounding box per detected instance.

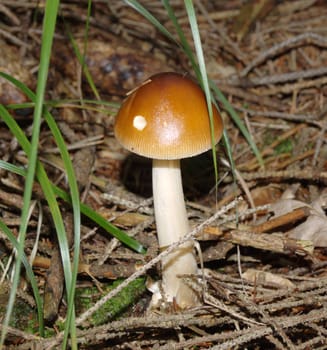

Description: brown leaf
[242,269,295,289]
[287,194,327,247]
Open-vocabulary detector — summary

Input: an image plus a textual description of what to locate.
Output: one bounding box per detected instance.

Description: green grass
[0,1,262,348]
[0,1,144,348]
[0,1,60,347]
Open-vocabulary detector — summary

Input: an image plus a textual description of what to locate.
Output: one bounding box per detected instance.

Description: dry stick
[251,206,311,234]
[222,169,327,185]
[195,0,247,65]
[228,280,298,350]
[182,275,264,327]
[0,27,29,48]
[265,335,289,350]
[102,193,154,215]
[158,306,326,350]
[98,217,154,265]
[220,85,282,109]
[220,158,256,220]
[224,231,313,256]
[210,308,326,350]
[0,3,20,25]
[201,204,313,256]
[74,197,241,326]
[39,199,241,348]
[237,124,306,171]
[32,256,138,279]
[258,75,327,96]
[275,149,315,170]
[312,123,327,166]
[100,193,153,264]
[198,204,271,236]
[240,33,327,77]
[297,336,327,350]
[308,323,327,339]
[203,226,313,256]
[259,289,327,315]
[43,274,327,349]
[0,325,39,342]
[234,106,321,127]
[243,66,327,87]
[75,314,232,348]
[159,326,273,350]
[237,293,297,350]
[207,270,327,308]
[217,66,327,90]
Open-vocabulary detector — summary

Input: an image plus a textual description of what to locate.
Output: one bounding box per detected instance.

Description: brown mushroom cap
[114,72,223,160]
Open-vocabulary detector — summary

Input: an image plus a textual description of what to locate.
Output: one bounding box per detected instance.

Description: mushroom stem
[152,159,199,308]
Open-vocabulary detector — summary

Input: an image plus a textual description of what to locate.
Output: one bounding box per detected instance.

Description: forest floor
[0,1,327,348]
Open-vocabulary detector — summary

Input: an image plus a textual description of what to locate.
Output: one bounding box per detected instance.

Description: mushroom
[114,72,223,308]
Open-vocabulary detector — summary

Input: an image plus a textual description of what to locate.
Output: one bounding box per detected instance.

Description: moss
[75,277,146,326]
[0,294,38,333]
[274,138,293,154]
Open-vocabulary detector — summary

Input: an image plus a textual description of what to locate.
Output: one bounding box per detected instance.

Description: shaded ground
[0,0,327,348]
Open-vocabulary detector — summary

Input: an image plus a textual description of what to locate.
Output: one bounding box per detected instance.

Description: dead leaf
[288,191,327,247]
[242,268,295,289]
[270,198,310,217]
[269,184,307,217]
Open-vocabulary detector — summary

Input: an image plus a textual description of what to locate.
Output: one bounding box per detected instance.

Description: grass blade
[0,72,147,254]
[54,186,146,253]
[162,0,198,71]
[0,218,44,336]
[184,0,219,183]
[124,0,179,45]
[0,0,59,346]
[126,0,263,168]
[0,159,146,255]
[43,110,80,348]
[210,82,263,166]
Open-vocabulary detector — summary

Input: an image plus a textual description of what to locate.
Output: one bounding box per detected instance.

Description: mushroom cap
[114,72,223,159]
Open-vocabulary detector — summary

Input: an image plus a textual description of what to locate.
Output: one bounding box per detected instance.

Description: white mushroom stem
[152,159,199,308]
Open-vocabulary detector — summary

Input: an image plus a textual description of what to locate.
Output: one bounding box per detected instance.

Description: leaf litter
[0,0,327,348]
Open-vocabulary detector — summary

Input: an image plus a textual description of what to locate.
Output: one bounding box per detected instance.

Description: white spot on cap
[133,115,147,131]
